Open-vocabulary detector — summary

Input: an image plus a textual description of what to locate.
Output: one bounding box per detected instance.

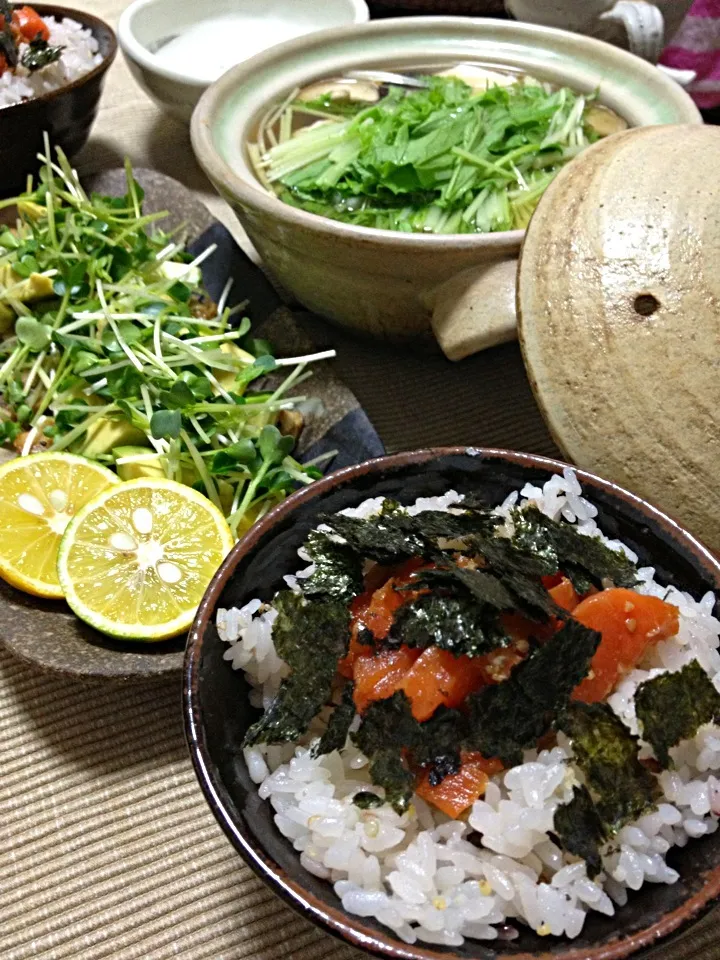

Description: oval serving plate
[0,168,382,679]
[185,446,720,960]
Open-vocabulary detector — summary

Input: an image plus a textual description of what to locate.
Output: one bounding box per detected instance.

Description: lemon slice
[57,478,234,641]
[0,452,119,598]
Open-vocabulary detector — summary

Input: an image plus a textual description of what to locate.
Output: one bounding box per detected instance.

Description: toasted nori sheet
[244,591,350,746]
[465,619,601,765]
[635,659,720,767]
[560,702,660,831]
[553,785,606,878]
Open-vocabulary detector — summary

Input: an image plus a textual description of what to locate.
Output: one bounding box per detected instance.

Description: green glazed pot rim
[191,16,701,249]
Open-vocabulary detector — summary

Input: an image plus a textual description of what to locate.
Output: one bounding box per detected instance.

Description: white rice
[0,17,102,108]
[216,468,720,946]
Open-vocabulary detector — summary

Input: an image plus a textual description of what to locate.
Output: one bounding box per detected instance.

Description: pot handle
[429,258,518,361]
[599,0,665,62]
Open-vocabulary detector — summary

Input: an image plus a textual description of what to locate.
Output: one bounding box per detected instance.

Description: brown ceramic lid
[518,124,720,553]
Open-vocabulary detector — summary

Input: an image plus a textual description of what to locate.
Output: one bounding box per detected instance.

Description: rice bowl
[185,449,720,959]
[0,7,102,107]
[0,5,116,196]
[213,468,720,949]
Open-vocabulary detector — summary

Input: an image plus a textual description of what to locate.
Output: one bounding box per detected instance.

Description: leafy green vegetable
[0,144,334,536]
[15,317,52,352]
[314,682,356,756]
[150,409,182,440]
[302,530,364,603]
[253,76,604,235]
[244,592,350,746]
[21,38,64,72]
[635,660,720,767]
[560,702,659,831]
[511,506,638,592]
[553,786,606,879]
[465,619,601,765]
[301,92,369,118]
[389,593,511,657]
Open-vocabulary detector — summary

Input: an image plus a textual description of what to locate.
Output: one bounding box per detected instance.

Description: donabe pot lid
[517,124,720,554]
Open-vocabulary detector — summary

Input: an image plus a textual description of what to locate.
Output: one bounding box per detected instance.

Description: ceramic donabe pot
[192,18,700,360]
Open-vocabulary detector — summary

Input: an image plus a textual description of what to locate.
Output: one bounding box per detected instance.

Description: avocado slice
[0,265,55,333]
[113,446,165,481]
[215,341,256,395]
[0,304,13,335]
[79,417,147,458]
[114,446,234,515]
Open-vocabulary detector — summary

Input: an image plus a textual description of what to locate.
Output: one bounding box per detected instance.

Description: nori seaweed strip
[560,702,659,830]
[244,592,350,746]
[635,660,720,767]
[424,753,462,787]
[465,619,601,765]
[398,509,501,541]
[553,785,606,878]
[352,692,419,811]
[413,566,517,610]
[458,534,567,621]
[389,593,512,657]
[318,508,499,565]
[352,694,471,809]
[320,513,427,564]
[512,506,639,591]
[410,706,467,785]
[411,559,565,623]
[302,530,364,603]
[314,682,356,757]
[368,749,416,812]
[21,38,64,72]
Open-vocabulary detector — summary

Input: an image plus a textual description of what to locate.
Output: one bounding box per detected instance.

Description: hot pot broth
[248,64,627,235]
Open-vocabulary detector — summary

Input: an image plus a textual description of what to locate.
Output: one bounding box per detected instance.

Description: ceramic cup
[192,18,700,360]
[504,0,694,63]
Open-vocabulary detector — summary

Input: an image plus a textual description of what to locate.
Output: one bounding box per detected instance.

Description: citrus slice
[57,478,234,641]
[0,452,119,598]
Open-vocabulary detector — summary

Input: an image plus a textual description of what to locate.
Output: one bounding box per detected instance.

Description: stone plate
[0,169,382,681]
[517,125,720,557]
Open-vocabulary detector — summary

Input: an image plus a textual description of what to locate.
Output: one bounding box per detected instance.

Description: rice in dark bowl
[216,467,720,948]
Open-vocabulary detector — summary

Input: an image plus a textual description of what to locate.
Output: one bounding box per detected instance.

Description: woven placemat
[2,338,720,960]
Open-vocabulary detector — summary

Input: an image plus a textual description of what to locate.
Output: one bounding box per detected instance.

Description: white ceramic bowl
[118,0,369,123]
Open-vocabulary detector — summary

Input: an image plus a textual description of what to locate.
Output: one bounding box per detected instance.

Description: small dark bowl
[0,4,117,196]
[184,447,720,960]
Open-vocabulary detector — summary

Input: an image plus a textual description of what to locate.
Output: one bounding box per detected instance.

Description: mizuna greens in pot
[250,71,626,234]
